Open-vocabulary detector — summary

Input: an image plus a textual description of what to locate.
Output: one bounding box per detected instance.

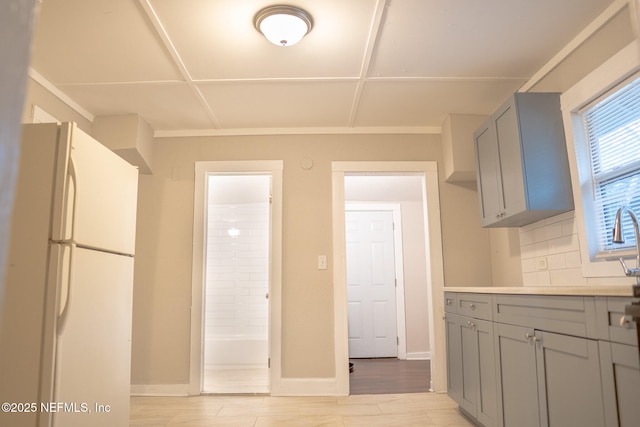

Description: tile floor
[129,392,474,426]
[203,367,270,394]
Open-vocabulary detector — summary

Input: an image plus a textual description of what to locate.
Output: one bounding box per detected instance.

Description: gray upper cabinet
[474,93,574,227]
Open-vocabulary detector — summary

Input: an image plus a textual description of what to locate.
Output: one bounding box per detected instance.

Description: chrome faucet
[612,206,640,283]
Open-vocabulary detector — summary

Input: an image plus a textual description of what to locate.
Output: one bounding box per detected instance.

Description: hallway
[349,358,431,395]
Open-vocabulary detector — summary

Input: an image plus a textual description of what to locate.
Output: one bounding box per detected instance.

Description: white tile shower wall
[519,211,588,286]
[205,203,269,338]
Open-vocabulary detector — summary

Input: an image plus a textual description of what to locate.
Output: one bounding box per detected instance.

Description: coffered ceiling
[28,0,616,136]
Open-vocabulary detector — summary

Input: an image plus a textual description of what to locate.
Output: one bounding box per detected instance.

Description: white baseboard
[131,379,345,397]
[130,384,190,396]
[406,351,431,360]
[270,377,344,396]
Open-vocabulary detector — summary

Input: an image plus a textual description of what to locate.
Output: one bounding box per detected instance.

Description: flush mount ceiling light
[254,5,313,47]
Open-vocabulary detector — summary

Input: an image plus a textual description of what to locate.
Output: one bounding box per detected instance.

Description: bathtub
[204,336,268,368]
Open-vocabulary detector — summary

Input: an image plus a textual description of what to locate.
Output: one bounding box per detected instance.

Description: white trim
[130,384,190,397]
[331,161,445,395]
[332,161,438,173]
[27,68,94,121]
[561,41,640,278]
[155,126,441,138]
[189,160,283,396]
[406,351,431,360]
[345,203,408,360]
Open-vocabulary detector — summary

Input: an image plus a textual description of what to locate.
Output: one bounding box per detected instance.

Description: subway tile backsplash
[519,211,588,286]
[205,203,270,338]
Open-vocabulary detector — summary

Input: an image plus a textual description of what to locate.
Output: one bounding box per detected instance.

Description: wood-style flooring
[349,358,431,395]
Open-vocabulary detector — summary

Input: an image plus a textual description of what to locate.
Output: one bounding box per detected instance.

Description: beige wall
[400,201,431,356]
[130,134,493,385]
[7,0,636,393]
[18,78,495,385]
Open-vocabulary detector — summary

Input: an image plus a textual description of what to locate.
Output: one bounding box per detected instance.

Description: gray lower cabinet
[495,324,606,427]
[596,296,640,426]
[494,323,540,427]
[600,341,640,427]
[445,312,498,427]
[535,330,605,427]
[445,313,463,405]
[446,292,640,427]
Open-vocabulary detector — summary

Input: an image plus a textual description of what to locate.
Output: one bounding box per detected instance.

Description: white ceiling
[29,0,615,136]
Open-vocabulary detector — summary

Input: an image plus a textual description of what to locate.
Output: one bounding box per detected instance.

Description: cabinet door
[495,323,539,427]
[535,331,605,427]
[493,98,526,218]
[475,319,498,427]
[445,313,463,405]
[474,120,502,225]
[600,341,640,427]
[460,317,479,416]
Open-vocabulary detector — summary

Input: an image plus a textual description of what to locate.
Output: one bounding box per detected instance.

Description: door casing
[332,161,445,394]
[190,161,283,395]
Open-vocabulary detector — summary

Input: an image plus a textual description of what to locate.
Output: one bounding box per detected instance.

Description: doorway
[331,162,445,395]
[190,161,283,396]
[202,174,271,393]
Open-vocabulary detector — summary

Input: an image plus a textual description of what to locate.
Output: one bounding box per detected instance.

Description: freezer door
[53,248,134,427]
[59,123,138,255]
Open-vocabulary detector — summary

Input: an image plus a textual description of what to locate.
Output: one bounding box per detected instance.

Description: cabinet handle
[446,299,453,306]
[469,303,476,310]
[467,321,475,328]
[619,316,632,328]
[525,333,541,344]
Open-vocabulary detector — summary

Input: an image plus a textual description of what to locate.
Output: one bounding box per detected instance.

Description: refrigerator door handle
[50,123,72,242]
[57,243,75,333]
[62,156,77,243]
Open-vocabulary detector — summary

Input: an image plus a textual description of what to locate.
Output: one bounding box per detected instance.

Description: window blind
[583,75,640,252]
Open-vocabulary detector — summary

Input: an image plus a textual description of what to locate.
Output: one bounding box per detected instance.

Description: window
[583,75,640,253]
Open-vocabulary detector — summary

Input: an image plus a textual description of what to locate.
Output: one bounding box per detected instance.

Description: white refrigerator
[0,122,138,427]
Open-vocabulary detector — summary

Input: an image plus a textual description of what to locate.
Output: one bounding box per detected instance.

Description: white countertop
[444,286,635,297]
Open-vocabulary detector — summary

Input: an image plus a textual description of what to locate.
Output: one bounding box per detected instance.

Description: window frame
[561,41,640,278]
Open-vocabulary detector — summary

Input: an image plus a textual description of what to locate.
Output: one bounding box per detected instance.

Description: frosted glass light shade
[254,5,313,47]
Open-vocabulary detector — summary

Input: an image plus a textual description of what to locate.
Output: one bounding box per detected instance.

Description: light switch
[318,255,328,270]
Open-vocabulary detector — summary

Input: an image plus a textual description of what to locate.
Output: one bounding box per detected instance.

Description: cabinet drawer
[457,293,493,320]
[444,292,457,314]
[494,294,597,338]
[596,297,639,346]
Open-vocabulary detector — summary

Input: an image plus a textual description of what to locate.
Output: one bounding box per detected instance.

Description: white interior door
[346,210,398,358]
